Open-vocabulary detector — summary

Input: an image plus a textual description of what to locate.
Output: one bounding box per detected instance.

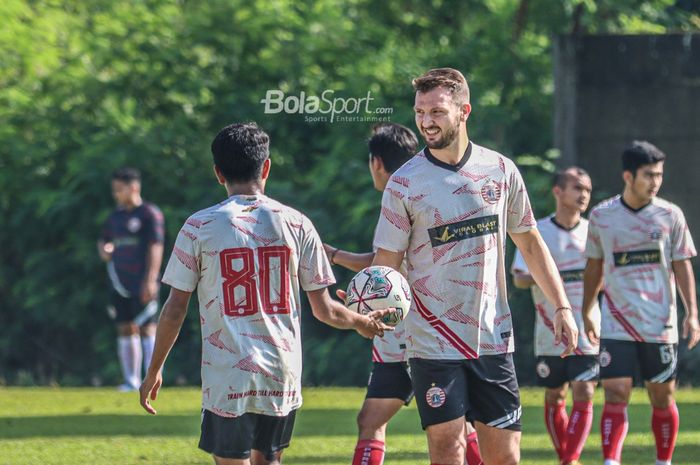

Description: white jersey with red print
[511,215,600,356]
[585,195,696,343]
[371,227,408,363]
[162,194,335,417]
[374,142,536,360]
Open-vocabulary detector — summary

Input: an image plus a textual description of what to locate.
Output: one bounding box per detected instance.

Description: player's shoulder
[651,196,685,218]
[535,214,556,230]
[590,195,621,216]
[472,143,518,173]
[387,151,428,185]
[141,201,164,220]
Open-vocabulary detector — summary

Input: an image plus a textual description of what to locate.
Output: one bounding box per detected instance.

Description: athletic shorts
[599,339,678,383]
[366,362,414,405]
[109,291,158,325]
[410,354,521,431]
[535,355,599,388]
[199,409,296,460]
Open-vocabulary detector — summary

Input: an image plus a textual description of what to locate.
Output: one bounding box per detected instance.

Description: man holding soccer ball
[372,68,579,465]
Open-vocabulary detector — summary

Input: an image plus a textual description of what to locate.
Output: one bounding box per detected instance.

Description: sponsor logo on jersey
[480,180,501,204]
[536,360,550,378]
[613,249,661,267]
[599,349,611,367]
[426,385,446,408]
[127,217,142,233]
[559,269,585,282]
[428,215,499,247]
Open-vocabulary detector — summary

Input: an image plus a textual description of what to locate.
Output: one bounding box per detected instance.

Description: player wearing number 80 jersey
[139,123,392,464]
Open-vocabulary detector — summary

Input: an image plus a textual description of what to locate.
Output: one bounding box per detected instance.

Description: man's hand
[141,279,159,305]
[683,314,700,350]
[582,311,600,346]
[356,309,396,339]
[98,242,114,262]
[554,307,579,357]
[139,371,163,415]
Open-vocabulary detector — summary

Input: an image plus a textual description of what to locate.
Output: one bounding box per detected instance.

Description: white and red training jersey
[162,194,335,417]
[511,215,600,356]
[374,142,536,359]
[585,195,696,343]
[370,226,408,363]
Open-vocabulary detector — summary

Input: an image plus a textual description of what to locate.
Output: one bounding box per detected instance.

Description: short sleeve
[671,208,697,261]
[584,210,604,259]
[162,218,201,292]
[144,204,165,244]
[506,166,536,233]
[298,216,336,291]
[373,176,411,253]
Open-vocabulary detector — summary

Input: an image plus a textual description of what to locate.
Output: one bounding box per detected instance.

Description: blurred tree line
[1,0,699,387]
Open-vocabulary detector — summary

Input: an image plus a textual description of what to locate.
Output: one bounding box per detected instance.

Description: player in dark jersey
[98,167,165,391]
[325,123,483,465]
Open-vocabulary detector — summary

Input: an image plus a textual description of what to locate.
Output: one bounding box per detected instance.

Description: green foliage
[0,0,698,386]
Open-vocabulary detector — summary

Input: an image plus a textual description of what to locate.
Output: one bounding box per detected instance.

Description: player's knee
[604,384,631,403]
[487,447,519,465]
[356,408,382,433]
[545,386,567,404]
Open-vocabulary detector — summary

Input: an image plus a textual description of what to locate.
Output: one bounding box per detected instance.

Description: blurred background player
[372,67,578,465]
[325,123,484,465]
[98,167,164,391]
[582,141,699,465]
[139,122,393,465]
[511,167,599,465]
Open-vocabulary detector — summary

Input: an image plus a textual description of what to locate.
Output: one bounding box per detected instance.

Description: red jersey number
[219,246,291,317]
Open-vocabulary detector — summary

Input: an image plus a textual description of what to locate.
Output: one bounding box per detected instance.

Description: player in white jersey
[138,122,393,465]
[512,167,599,465]
[325,123,483,465]
[372,67,579,465]
[582,141,699,465]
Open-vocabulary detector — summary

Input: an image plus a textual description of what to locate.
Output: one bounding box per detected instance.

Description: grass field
[1,386,699,465]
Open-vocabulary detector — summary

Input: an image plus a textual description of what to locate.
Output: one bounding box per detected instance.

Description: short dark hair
[622,141,666,175]
[112,167,141,184]
[552,166,590,189]
[368,123,418,173]
[412,68,470,105]
[211,122,270,183]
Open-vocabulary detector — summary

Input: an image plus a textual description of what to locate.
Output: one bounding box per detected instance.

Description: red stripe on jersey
[536,304,583,355]
[413,294,478,359]
[604,292,644,342]
[372,346,383,363]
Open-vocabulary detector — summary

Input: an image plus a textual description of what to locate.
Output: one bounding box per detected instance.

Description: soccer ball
[344,266,412,326]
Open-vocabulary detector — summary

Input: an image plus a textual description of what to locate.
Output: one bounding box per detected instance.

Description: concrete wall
[554,34,700,237]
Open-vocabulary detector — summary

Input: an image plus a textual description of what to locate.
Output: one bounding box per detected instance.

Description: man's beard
[424,115,461,149]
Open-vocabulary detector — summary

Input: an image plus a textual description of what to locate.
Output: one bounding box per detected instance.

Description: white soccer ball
[345,265,412,327]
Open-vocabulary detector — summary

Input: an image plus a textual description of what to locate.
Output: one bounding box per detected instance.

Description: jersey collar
[549,216,580,231]
[423,141,473,172]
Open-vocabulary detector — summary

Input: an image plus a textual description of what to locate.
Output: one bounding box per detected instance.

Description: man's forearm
[673,259,698,317]
[513,232,569,308]
[582,259,603,318]
[144,242,164,282]
[332,250,375,273]
[146,294,188,376]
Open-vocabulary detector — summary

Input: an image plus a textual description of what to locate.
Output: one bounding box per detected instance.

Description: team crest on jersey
[536,360,550,378]
[127,217,142,233]
[649,229,663,241]
[599,349,611,367]
[425,385,446,408]
[480,180,501,204]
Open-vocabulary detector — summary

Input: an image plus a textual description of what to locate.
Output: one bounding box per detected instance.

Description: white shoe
[117,383,139,392]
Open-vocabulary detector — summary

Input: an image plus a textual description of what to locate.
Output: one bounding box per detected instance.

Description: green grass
[1,386,699,464]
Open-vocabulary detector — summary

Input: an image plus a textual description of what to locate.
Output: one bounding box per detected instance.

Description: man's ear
[261,158,271,180]
[213,165,226,185]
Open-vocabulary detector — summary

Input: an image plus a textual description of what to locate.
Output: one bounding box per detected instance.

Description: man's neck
[225,181,265,197]
[622,188,651,210]
[554,208,580,229]
[429,132,469,165]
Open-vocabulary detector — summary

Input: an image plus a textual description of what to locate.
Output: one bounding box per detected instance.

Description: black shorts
[535,355,599,388]
[199,409,296,460]
[410,354,521,431]
[366,362,414,405]
[599,339,678,383]
[109,291,158,325]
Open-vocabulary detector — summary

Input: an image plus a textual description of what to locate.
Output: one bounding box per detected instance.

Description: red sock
[352,439,385,465]
[545,400,569,460]
[652,401,679,462]
[601,402,628,462]
[465,431,483,465]
[561,401,593,463]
